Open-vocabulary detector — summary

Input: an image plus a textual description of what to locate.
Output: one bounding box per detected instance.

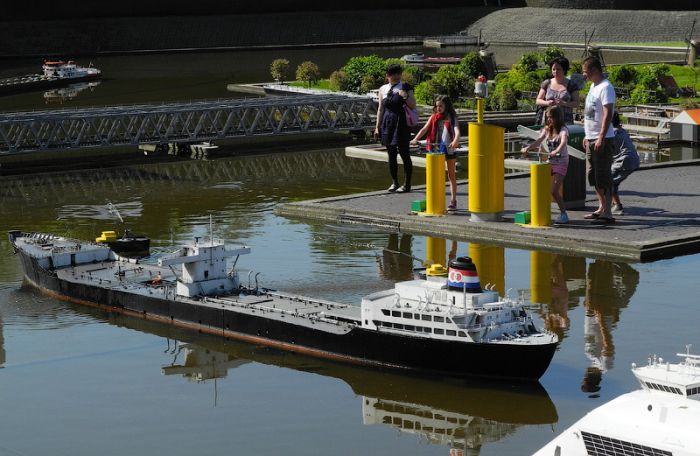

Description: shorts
[438,143,457,160]
[586,138,614,189]
[612,168,633,195]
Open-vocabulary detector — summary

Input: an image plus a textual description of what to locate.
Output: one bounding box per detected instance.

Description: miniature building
[670,109,700,143]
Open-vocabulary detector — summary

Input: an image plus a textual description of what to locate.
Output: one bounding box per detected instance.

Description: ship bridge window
[381,309,390,316]
[687,386,700,396]
[434,316,444,323]
[446,330,456,336]
[391,311,401,317]
[581,431,672,456]
[434,328,444,335]
[458,331,466,337]
[402,312,412,319]
[422,315,432,321]
[646,382,683,395]
[413,314,420,320]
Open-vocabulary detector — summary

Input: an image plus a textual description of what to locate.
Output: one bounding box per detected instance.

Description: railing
[0,95,377,154]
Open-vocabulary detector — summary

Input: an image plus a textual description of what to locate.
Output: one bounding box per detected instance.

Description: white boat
[42,60,101,82]
[534,346,700,456]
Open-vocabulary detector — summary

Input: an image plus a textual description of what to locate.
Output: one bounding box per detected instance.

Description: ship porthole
[647,404,653,411]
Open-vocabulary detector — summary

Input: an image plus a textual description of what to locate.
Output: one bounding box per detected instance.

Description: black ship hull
[15,249,558,381]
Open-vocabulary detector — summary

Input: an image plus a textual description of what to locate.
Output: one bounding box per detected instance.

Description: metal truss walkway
[0,95,376,154]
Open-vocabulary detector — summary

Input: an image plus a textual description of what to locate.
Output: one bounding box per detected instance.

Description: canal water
[0,147,699,455]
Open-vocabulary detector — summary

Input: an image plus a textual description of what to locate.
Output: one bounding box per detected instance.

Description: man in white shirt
[582,57,616,224]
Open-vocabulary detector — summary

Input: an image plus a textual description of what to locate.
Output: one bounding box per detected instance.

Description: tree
[296,61,321,88]
[270,58,290,84]
[608,64,638,87]
[342,55,386,93]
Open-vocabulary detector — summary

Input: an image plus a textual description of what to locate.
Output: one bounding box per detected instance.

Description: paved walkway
[275,161,700,262]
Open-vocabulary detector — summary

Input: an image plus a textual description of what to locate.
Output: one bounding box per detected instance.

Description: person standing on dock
[410,95,461,210]
[520,106,570,224]
[610,112,640,216]
[582,56,616,225]
[535,57,580,125]
[375,64,416,193]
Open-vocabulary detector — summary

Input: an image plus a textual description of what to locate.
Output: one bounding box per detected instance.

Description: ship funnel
[447,256,481,293]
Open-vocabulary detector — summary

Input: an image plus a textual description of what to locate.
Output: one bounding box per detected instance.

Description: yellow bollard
[530,162,551,227]
[425,236,446,268]
[476,98,485,124]
[468,123,505,221]
[469,243,505,296]
[425,153,446,216]
[531,250,552,305]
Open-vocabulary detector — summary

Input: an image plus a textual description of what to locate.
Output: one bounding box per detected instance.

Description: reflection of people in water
[581,259,639,394]
[376,233,415,281]
[545,255,570,340]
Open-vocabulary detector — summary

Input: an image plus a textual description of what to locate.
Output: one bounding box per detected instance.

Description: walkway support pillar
[530,162,551,227]
[425,153,446,216]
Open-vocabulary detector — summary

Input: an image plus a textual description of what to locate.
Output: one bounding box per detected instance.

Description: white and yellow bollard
[530,162,551,227]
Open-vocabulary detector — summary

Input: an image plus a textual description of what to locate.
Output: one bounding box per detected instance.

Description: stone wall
[525,0,698,8]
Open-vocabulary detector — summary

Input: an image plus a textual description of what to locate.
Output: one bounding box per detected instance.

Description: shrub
[489,85,518,111]
[359,73,385,94]
[607,64,638,87]
[460,51,487,79]
[570,60,583,74]
[342,55,386,93]
[270,58,290,83]
[296,61,321,87]
[517,52,541,73]
[414,80,438,105]
[329,70,349,92]
[401,65,424,86]
[541,46,565,65]
[432,64,471,100]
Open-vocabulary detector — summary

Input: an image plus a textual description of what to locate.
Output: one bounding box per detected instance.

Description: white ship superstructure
[534,346,700,456]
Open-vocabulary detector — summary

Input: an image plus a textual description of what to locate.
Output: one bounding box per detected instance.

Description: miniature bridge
[0,95,377,154]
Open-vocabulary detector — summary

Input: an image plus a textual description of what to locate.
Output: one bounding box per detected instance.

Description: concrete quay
[275,161,700,262]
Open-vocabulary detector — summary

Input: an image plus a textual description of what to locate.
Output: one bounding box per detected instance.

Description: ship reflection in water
[43,81,101,104]
[155,331,557,455]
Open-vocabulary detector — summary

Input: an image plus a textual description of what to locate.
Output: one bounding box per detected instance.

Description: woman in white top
[374,64,416,193]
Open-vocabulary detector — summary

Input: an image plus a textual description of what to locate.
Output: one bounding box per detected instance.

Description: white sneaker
[555,213,569,224]
[612,204,624,215]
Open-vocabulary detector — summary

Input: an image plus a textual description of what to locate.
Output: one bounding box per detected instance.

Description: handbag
[404,104,419,127]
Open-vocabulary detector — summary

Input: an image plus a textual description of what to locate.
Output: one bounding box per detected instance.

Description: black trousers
[387,143,412,187]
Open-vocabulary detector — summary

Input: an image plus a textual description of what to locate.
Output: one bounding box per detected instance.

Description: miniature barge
[9,230,558,380]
